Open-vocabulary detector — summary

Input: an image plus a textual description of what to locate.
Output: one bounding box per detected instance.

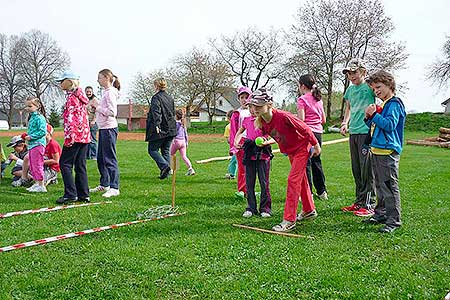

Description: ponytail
[311,84,322,102]
[299,74,321,101]
[99,69,121,91]
[113,75,121,91]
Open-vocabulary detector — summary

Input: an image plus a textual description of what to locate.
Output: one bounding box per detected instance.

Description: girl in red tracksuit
[251,87,321,232]
[56,71,91,204]
[229,86,251,199]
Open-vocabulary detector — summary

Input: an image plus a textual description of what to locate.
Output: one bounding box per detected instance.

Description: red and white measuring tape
[0,201,112,219]
[0,212,184,253]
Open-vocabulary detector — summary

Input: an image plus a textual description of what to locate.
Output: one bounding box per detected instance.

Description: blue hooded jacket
[365,96,406,154]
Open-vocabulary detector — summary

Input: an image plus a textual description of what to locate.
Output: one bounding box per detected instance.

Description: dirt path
[0,131,224,143]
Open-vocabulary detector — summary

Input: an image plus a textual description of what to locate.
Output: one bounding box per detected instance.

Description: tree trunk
[326,73,333,118]
[185,105,191,128]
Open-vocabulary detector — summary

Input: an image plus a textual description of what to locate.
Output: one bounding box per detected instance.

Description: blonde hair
[253,103,273,129]
[154,78,167,91]
[99,69,121,90]
[65,79,80,90]
[26,96,47,118]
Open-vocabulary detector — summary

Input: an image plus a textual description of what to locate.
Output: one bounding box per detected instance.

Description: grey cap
[343,58,366,74]
[7,135,25,147]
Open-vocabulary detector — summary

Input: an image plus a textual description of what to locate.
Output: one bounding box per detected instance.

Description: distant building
[192,90,241,122]
[0,110,27,128]
[117,102,149,130]
[442,98,450,115]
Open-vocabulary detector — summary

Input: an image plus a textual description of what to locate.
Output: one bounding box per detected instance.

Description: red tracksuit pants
[284,150,316,222]
[236,149,246,194]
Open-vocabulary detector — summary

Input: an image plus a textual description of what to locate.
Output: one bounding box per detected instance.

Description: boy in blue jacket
[364,70,406,233]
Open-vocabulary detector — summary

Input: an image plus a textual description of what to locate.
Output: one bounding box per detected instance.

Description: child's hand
[8,153,18,161]
[340,124,347,136]
[365,104,376,118]
[311,143,321,157]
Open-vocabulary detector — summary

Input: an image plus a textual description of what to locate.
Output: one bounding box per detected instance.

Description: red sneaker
[354,207,375,217]
[341,203,359,212]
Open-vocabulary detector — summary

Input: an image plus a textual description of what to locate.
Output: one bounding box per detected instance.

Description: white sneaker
[90,185,110,193]
[272,220,296,232]
[296,210,318,221]
[318,191,328,200]
[27,184,47,193]
[261,212,272,218]
[242,211,253,218]
[102,188,120,198]
[185,168,196,176]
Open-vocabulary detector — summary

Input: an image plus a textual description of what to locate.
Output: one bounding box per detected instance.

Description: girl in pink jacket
[56,71,91,204]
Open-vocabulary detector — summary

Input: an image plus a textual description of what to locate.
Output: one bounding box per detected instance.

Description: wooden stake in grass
[171,155,177,208]
[233,224,314,239]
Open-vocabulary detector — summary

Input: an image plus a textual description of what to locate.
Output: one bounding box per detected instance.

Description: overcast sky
[1,0,449,112]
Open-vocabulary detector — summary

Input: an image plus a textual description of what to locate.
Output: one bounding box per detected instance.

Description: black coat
[145,90,177,142]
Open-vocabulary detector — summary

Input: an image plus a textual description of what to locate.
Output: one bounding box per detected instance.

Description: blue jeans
[148,136,174,171]
[87,123,98,159]
[97,128,120,189]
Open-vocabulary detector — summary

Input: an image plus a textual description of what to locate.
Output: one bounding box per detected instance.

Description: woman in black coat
[145,78,177,179]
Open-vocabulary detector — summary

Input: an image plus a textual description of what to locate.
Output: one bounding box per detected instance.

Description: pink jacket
[96,87,119,129]
[62,87,91,147]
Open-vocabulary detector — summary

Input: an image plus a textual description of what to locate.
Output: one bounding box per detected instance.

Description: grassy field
[0,132,449,299]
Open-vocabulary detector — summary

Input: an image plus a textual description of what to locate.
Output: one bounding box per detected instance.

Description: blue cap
[56,70,79,82]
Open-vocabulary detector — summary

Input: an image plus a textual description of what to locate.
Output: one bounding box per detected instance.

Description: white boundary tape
[0,201,112,219]
[196,137,349,164]
[0,213,185,253]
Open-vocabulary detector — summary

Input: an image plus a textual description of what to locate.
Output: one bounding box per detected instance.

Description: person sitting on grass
[170,109,195,176]
[2,135,28,186]
[15,124,62,188]
[363,70,406,233]
[252,87,321,233]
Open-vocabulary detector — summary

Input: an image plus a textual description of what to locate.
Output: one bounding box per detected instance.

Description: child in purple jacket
[170,109,195,176]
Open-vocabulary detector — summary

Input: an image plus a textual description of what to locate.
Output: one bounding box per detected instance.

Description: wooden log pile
[407,127,450,148]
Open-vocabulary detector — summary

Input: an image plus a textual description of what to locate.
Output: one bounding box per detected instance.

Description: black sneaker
[78,197,90,203]
[378,225,399,233]
[56,197,77,204]
[159,166,171,179]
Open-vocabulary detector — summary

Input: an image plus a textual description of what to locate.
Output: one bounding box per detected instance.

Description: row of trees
[130,0,409,124]
[0,30,69,128]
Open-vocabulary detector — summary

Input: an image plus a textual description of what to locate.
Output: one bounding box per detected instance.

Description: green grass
[0,132,449,299]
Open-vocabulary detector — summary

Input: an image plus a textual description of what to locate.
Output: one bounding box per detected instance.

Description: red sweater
[260,109,318,156]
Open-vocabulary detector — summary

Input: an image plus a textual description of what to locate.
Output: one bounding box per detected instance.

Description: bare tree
[0,34,27,128]
[428,36,450,89]
[185,50,233,124]
[169,48,205,126]
[288,0,408,118]
[129,71,160,105]
[21,30,70,106]
[210,27,286,91]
